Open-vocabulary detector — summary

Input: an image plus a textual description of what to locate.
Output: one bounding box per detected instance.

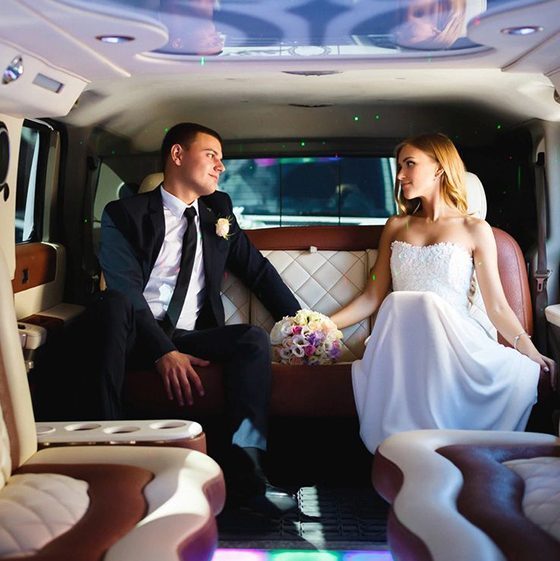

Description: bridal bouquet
[270,309,343,365]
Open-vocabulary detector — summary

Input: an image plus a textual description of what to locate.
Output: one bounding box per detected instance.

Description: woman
[331,133,556,453]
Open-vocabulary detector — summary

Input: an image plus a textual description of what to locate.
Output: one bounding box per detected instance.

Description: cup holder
[149,421,188,430]
[103,426,141,435]
[65,423,102,432]
[36,425,55,435]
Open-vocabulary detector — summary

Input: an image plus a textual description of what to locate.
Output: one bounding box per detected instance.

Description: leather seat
[0,249,225,561]
[123,171,537,419]
[373,429,560,561]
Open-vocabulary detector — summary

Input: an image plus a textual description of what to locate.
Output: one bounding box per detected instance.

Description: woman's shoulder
[385,214,408,229]
[463,215,492,233]
[463,215,495,249]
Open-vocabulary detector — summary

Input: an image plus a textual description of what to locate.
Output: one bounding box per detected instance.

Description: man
[97,122,300,515]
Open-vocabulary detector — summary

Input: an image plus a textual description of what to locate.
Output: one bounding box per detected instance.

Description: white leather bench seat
[373,429,560,561]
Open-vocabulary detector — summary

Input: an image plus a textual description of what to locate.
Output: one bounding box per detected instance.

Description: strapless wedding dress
[352,240,540,453]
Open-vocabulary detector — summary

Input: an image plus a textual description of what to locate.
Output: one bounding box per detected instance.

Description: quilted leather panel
[221,270,250,325]
[504,456,560,541]
[251,249,375,361]
[0,472,89,557]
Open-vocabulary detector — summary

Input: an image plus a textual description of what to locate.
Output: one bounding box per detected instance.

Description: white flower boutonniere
[216,217,231,239]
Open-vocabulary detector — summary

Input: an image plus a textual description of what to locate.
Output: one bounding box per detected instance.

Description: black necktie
[165,206,198,329]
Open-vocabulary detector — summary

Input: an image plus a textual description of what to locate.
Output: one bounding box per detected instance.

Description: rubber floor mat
[218,485,389,550]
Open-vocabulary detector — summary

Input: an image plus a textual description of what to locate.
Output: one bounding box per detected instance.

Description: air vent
[282,70,341,76]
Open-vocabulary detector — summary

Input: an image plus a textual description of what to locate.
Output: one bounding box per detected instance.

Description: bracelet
[513,331,530,350]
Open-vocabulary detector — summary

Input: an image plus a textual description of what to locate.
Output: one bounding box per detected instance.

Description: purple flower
[304,345,316,356]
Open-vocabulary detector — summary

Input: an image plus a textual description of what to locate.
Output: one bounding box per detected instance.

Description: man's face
[176,132,225,197]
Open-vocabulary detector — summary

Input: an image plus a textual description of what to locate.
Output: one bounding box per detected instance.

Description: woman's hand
[527,351,557,392]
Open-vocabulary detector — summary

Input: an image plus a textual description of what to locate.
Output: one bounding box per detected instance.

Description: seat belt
[532,152,550,353]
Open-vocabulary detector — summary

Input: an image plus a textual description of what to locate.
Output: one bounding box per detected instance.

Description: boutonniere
[215,217,232,239]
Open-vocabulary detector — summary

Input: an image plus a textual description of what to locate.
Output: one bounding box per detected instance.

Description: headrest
[465,171,487,219]
[138,172,163,194]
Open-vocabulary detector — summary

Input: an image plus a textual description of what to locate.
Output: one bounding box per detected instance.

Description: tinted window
[219,156,396,228]
[16,125,42,242]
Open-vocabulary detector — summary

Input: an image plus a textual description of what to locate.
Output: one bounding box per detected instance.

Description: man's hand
[155,350,208,406]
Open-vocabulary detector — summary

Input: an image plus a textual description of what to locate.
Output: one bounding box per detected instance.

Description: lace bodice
[390,240,474,313]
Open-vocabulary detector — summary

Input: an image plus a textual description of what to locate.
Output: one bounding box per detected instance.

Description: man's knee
[241,325,271,354]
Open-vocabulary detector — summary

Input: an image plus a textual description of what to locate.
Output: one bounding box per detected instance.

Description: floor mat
[218,485,389,551]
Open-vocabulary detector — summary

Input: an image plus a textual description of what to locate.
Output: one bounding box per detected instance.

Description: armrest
[545,304,560,328]
[18,322,47,349]
[36,419,206,453]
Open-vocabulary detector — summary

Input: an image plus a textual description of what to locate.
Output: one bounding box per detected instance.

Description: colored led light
[96,35,135,43]
[213,548,266,561]
[270,551,340,561]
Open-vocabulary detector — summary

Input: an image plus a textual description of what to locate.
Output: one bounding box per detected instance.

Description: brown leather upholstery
[493,228,533,343]
[7,463,153,561]
[438,444,560,561]
[372,433,560,561]
[0,246,225,561]
[124,225,535,419]
[12,243,57,293]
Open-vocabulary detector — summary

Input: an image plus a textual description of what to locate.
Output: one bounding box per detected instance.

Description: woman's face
[394,0,442,47]
[397,144,441,200]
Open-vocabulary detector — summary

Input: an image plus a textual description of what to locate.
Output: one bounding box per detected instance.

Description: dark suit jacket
[100,187,299,361]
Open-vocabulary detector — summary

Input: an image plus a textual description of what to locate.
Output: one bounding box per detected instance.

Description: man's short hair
[161,122,222,169]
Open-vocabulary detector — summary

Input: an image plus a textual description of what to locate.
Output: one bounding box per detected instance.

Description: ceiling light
[96,35,135,44]
[500,26,542,36]
[2,56,23,85]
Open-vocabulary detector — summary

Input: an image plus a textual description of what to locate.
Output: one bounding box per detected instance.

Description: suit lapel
[145,186,165,273]
[198,198,220,285]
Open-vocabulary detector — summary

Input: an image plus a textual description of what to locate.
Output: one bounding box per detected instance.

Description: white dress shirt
[143,186,206,331]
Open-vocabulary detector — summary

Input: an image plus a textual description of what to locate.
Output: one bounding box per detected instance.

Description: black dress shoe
[237,482,298,517]
[226,479,298,517]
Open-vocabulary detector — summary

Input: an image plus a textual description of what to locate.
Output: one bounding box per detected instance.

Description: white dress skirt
[352,241,540,453]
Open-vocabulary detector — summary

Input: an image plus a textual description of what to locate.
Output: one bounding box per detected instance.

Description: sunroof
[60,0,533,58]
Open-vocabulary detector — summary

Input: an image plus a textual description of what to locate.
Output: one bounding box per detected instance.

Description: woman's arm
[472,220,556,386]
[331,216,398,329]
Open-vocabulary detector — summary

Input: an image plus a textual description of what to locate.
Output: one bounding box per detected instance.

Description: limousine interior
[1,1,560,560]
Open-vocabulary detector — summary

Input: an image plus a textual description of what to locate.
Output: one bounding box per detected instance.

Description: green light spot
[270,551,339,561]
[375,114,381,120]
[300,141,306,147]
[496,124,502,130]
[353,116,359,121]
[111,150,116,155]
[371,274,376,281]
[200,57,205,66]
[84,218,88,224]
[164,127,169,133]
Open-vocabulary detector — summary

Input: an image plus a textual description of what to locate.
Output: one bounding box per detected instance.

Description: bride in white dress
[331,133,556,454]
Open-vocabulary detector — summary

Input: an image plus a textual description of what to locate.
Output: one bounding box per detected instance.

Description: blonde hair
[394,132,468,216]
[396,0,467,49]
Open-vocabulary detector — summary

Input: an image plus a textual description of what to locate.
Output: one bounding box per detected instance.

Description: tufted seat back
[0,249,37,481]
[0,248,225,560]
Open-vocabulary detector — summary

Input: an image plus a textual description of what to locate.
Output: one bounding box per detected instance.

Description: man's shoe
[239,482,298,517]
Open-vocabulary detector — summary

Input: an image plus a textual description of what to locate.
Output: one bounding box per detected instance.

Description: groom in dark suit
[96,122,300,514]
